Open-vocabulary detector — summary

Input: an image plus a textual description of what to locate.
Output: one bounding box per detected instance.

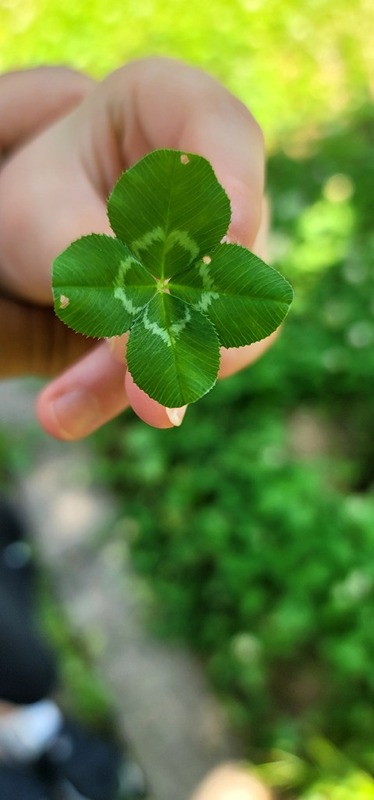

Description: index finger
[102,57,265,247]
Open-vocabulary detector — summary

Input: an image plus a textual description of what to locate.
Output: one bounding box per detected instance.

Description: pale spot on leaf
[202,255,212,265]
[180,154,190,165]
[60,295,70,309]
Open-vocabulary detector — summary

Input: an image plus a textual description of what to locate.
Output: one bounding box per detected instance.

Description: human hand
[0,67,97,381]
[190,763,271,800]
[0,58,272,439]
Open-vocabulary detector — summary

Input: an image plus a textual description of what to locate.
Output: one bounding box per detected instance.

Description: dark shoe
[38,718,148,800]
[0,495,34,608]
[0,496,58,705]
[0,761,51,800]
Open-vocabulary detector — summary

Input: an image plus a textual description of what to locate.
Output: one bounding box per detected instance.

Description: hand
[0,67,98,376]
[0,58,272,440]
[190,763,271,800]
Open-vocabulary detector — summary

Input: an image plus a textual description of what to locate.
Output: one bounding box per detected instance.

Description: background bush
[93,110,374,777]
[0,0,372,146]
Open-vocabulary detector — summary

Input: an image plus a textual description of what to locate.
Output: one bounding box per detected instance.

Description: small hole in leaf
[202,256,212,265]
[180,154,190,165]
[59,295,70,309]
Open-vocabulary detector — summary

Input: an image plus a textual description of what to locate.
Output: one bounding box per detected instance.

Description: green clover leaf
[52,149,293,407]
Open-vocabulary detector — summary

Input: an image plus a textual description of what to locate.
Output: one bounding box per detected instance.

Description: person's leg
[0,498,60,798]
[0,496,61,762]
[0,581,58,708]
[0,497,147,799]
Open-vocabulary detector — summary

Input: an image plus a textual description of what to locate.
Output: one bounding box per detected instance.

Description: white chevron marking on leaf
[114,287,145,315]
[197,291,219,312]
[131,227,199,261]
[143,306,172,346]
[131,227,164,255]
[165,230,199,259]
[114,256,149,315]
[199,260,216,289]
[196,259,219,312]
[170,305,191,336]
[142,303,192,347]
[115,256,140,282]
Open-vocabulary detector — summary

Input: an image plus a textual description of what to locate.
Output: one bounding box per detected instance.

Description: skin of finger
[36,341,130,440]
[125,371,174,429]
[101,57,264,248]
[190,764,271,800]
[0,67,94,157]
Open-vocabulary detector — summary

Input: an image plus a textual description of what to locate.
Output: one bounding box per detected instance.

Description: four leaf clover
[52,149,293,407]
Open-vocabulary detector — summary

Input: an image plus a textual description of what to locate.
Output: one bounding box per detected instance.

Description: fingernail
[221,232,240,245]
[105,336,126,363]
[49,388,101,440]
[165,405,188,427]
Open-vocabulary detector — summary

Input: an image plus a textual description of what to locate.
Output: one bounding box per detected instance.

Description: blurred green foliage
[93,109,374,794]
[39,574,115,729]
[0,0,372,145]
[257,737,374,799]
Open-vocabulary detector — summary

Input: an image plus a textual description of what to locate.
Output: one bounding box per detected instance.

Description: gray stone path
[0,378,243,800]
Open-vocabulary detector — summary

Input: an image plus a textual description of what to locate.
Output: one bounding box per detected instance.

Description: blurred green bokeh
[1,0,372,145]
